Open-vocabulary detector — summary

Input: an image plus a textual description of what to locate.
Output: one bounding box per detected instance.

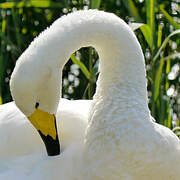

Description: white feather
[0,10,180,180]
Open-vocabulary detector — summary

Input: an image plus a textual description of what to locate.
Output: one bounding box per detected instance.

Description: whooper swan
[0,10,180,180]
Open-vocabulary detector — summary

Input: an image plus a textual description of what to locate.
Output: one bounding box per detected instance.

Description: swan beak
[28,109,60,156]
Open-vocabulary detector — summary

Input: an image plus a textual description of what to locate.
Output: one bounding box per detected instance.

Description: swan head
[10,44,61,156]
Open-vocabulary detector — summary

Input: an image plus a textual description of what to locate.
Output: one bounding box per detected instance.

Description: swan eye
[35,102,39,109]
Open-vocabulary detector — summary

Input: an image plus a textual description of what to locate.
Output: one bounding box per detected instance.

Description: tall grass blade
[92,59,99,81]
[71,54,90,80]
[162,96,171,128]
[165,58,170,91]
[146,0,155,49]
[82,83,90,99]
[1,16,6,32]
[79,0,83,9]
[154,57,164,101]
[0,12,6,104]
[0,96,2,105]
[0,0,63,9]
[88,47,93,99]
[140,24,153,48]
[157,24,162,48]
[160,5,180,30]
[153,29,180,62]
[12,9,22,49]
[0,54,3,105]
[90,0,101,9]
[122,0,142,22]
[166,104,171,129]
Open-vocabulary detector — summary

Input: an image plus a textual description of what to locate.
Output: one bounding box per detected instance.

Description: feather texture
[0,10,180,180]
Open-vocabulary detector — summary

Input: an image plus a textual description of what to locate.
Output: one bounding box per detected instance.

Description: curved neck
[24,10,148,114]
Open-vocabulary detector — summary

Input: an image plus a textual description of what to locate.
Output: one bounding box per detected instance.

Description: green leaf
[0,14,6,105]
[146,0,155,48]
[154,57,164,101]
[71,54,90,80]
[0,96,2,105]
[1,16,6,33]
[12,9,22,49]
[88,47,93,99]
[165,57,170,92]
[0,0,63,9]
[153,29,180,62]
[163,96,171,128]
[90,0,101,9]
[140,24,153,48]
[122,0,142,22]
[157,24,162,48]
[92,59,99,80]
[0,55,3,105]
[160,5,180,30]
[166,104,171,129]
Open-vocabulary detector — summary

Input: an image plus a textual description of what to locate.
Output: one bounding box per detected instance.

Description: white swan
[0,10,180,180]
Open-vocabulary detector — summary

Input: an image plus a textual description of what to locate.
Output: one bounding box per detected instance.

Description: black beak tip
[38,131,60,156]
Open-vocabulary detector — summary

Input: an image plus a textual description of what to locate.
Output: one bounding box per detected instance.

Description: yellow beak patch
[28,109,57,140]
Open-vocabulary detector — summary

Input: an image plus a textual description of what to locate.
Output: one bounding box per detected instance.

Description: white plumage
[0,99,91,179]
[0,10,180,180]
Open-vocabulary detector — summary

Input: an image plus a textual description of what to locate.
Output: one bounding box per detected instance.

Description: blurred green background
[0,0,179,133]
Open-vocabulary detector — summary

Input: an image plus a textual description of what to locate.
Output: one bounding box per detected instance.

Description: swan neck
[14,10,148,116]
[48,11,148,102]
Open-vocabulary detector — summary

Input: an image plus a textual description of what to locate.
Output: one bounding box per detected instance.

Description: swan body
[1,10,180,179]
[0,99,91,179]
